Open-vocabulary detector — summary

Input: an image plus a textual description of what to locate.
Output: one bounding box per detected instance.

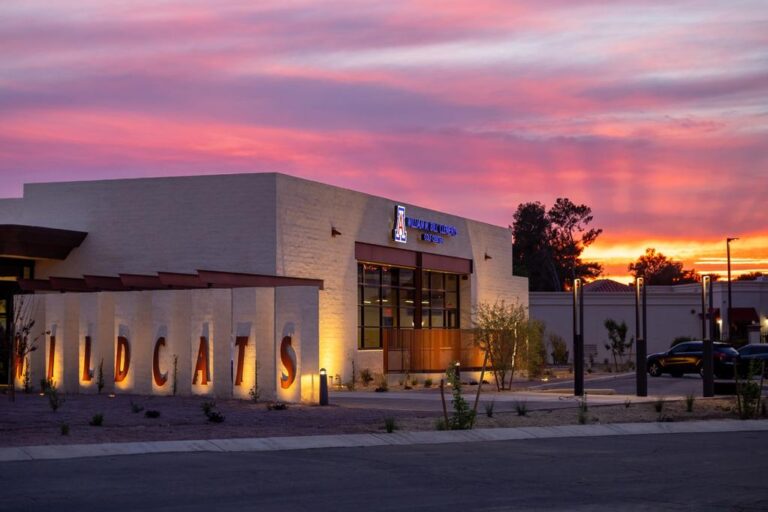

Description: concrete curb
[1,419,766,463]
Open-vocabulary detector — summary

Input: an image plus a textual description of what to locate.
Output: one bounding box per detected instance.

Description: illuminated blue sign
[392,205,458,244]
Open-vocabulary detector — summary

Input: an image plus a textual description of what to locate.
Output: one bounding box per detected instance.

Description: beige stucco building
[0,173,528,399]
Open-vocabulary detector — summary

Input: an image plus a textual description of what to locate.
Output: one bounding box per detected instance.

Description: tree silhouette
[512,198,603,291]
[628,248,699,285]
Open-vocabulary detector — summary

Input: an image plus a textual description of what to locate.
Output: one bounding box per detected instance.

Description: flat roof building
[0,173,528,400]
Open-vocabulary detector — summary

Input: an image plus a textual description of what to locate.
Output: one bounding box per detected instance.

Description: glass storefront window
[358,264,461,349]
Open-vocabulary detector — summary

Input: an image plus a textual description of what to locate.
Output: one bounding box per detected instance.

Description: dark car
[647,341,739,378]
[737,344,768,377]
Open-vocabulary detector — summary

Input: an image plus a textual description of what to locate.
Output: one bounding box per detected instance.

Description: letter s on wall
[280,336,297,390]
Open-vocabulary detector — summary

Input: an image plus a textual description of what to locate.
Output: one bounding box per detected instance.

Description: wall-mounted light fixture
[331,227,342,237]
[484,253,492,260]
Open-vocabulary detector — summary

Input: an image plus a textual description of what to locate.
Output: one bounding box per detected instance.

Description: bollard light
[319,367,329,406]
[454,361,461,382]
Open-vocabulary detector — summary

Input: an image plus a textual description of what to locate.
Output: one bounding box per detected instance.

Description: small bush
[89,413,104,427]
[485,401,495,418]
[266,401,288,411]
[375,375,389,393]
[685,394,695,413]
[207,411,225,423]
[201,401,216,416]
[515,401,528,417]
[130,400,144,414]
[384,417,397,433]
[144,410,161,418]
[360,368,374,387]
[424,378,433,388]
[624,398,632,408]
[60,423,70,436]
[45,379,65,413]
[653,398,665,413]
[434,418,447,431]
[578,409,588,424]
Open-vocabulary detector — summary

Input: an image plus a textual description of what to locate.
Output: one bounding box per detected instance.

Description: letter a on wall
[280,336,297,389]
[193,336,211,385]
[115,336,131,383]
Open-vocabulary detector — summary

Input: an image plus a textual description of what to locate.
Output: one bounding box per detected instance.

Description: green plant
[89,413,104,426]
[97,358,105,394]
[604,319,634,372]
[45,378,64,412]
[653,397,665,413]
[346,358,357,391]
[60,423,70,436]
[384,417,397,433]
[201,401,216,416]
[485,401,495,418]
[144,410,161,418]
[445,362,474,429]
[549,333,569,365]
[424,378,433,388]
[435,418,447,431]
[624,398,632,408]
[685,394,695,413]
[473,301,546,390]
[360,368,374,387]
[266,401,288,411]
[249,360,261,402]
[515,401,528,417]
[207,411,225,423]
[172,355,178,396]
[130,400,144,414]
[735,360,765,420]
[577,393,588,424]
[375,374,388,393]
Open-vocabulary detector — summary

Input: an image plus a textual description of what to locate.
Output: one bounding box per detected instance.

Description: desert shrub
[45,378,64,412]
[201,401,225,423]
[201,401,216,416]
[685,394,695,412]
[384,417,397,433]
[145,410,161,418]
[624,398,632,408]
[424,378,433,388]
[266,401,288,411]
[375,374,388,393]
[60,423,70,436]
[549,333,569,365]
[89,413,104,426]
[360,368,374,387]
[485,401,495,418]
[445,362,474,430]
[653,397,665,413]
[515,401,528,416]
[130,400,144,414]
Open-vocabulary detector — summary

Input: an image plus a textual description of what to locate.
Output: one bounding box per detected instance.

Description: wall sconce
[331,227,342,237]
[484,253,492,260]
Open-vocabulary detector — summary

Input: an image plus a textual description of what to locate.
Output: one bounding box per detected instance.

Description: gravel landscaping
[1,388,762,448]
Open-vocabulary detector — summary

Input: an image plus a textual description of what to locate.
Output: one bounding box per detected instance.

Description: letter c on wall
[153,337,167,387]
[280,336,297,390]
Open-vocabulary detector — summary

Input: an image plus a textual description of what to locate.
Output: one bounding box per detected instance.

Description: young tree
[512,198,603,291]
[628,248,699,285]
[8,295,43,402]
[473,301,545,390]
[603,319,633,372]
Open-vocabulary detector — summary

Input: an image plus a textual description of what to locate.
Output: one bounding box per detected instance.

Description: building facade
[0,173,528,399]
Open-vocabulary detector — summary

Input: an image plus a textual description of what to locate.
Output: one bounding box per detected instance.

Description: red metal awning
[729,307,760,324]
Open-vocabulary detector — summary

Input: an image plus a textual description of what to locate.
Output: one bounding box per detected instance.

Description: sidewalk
[2,419,766,463]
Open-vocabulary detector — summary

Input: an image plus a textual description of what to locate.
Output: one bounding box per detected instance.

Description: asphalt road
[3,431,767,511]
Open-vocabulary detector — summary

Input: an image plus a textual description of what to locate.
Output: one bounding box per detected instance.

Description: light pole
[702,275,714,397]
[726,237,738,341]
[573,278,584,397]
[635,277,647,397]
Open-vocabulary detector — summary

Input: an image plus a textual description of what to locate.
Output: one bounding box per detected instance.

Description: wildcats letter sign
[393,205,407,244]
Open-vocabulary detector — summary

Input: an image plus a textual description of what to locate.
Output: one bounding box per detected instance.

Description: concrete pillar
[275,286,319,404]
[212,289,233,399]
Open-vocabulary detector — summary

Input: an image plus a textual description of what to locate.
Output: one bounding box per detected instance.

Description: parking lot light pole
[702,275,714,397]
[726,237,738,341]
[573,278,584,397]
[635,277,647,397]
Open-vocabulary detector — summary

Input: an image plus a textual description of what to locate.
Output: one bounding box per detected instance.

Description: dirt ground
[0,389,759,448]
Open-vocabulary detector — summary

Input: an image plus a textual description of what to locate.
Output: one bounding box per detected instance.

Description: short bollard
[319,368,329,406]
[454,361,461,382]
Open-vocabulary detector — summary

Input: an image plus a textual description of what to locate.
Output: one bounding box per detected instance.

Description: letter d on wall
[115,336,131,383]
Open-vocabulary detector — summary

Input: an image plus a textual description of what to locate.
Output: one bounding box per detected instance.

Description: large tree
[628,248,699,285]
[512,198,603,291]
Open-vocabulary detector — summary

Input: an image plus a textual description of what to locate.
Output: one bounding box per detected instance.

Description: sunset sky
[1,0,766,282]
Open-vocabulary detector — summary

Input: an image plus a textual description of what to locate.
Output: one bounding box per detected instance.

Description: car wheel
[648,362,662,377]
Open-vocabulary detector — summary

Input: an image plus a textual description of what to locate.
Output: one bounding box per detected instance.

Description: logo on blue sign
[392,204,458,244]
[393,205,407,244]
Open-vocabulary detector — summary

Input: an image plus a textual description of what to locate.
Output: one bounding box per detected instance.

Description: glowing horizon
[1,1,766,281]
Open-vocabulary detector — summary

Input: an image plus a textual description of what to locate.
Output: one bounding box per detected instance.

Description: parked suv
[647,341,739,378]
